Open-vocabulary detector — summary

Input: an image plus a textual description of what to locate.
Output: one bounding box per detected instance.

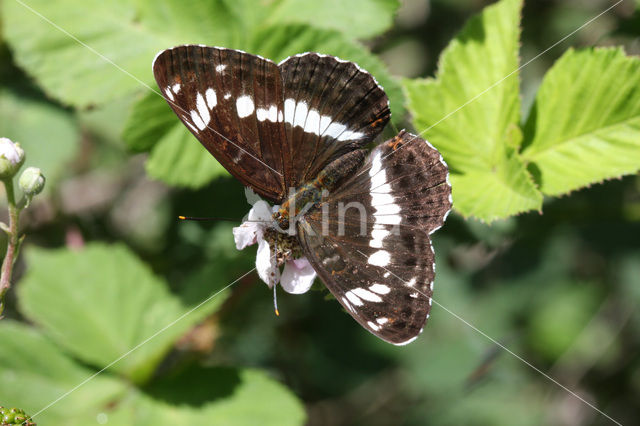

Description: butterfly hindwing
[153,45,288,202]
[298,131,452,345]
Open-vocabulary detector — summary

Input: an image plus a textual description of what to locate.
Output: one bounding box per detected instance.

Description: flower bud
[0,138,25,178]
[19,167,46,196]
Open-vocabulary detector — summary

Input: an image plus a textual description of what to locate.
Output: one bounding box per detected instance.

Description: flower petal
[248,200,273,222]
[280,257,317,294]
[256,239,280,288]
[232,223,259,250]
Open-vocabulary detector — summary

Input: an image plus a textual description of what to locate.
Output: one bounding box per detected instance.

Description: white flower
[0,137,25,178]
[0,138,23,164]
[233,200,317,294]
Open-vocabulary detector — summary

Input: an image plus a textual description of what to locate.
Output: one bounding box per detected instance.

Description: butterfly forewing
[279,53,390,186]
[153,45,288,202]
[298,131,452,345]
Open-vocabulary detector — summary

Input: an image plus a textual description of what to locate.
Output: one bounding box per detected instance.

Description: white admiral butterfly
[153,45,452,345]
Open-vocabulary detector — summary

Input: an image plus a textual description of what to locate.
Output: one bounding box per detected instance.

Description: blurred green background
[1,0,639,425]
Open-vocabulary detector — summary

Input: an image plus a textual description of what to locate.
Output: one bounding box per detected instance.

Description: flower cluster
[233,200,316,294]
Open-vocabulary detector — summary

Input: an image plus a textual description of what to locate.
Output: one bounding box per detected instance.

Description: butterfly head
[272,207,290,232]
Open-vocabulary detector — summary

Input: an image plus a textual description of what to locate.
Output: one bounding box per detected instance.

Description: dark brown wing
[298,131,452,345]
[153,45,289,202]
[278,53,390,187]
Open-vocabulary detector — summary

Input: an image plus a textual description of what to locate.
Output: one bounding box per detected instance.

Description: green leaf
[145,124,228,188]
[129,366,307,425]
[1,0,238,108]
[0,321,126,426]
[123,92,177,152]
[2,0,396,109]
[0,90,79,186]
[266,0,399,39]
[18,244,230,383]
[404,0,541,221]
[450,147,541,221]
[521,48,640,196]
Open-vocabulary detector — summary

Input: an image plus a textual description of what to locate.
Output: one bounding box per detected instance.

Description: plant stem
[0,177,20,316]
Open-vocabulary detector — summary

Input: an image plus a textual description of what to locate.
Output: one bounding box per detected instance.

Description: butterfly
[153,45,452,345]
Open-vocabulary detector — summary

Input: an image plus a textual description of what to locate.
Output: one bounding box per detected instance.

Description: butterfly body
[275,149,367,231]
[153,45,452,345]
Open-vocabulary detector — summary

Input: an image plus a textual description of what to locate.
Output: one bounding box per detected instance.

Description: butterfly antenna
[273,284,280,316]
[178,215,271,224]
[178,215,241,222]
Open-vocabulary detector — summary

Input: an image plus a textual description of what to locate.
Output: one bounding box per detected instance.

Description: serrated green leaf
[0,90,79,186]
[405,0,541,221]
[145,124,227,188]
[450,147,541,222]
[522,48,640,196]
[0,321,126,426]
[18,244,230,383]
[3,0,396,109]
[266,0,399,39]
[1,0,239,108]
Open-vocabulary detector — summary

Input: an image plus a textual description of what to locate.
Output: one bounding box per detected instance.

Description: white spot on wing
[236,95,254,118]
[345,291,363,306]
[224,92,231,100]
[281,98,362,140]
[205,88,217,109]
[324,122,346,139]
[164,86,174,101]
[305,109,320,135]
[184,121,198,133]
[190,110,206,130]
[369,151,403,233]
[196,93,210,126]
[367,321,380,331]
[215,64,226,73]
[368,250,390,267]
[352,287,383,303]
[369,283,390,295]
[376,317,388,325]
[284,98,295,124]
[172,83,181,94]
[293,101,308,128]
[370,225,390,248]
[342,297,356,314]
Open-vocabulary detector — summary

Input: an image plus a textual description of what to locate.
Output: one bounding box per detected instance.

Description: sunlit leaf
[522,48,640,196]
[404,0,541,221]
[266,0,399,39]
[1,0,238,108]
[18,244,230,383]
[145,124,228,188]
